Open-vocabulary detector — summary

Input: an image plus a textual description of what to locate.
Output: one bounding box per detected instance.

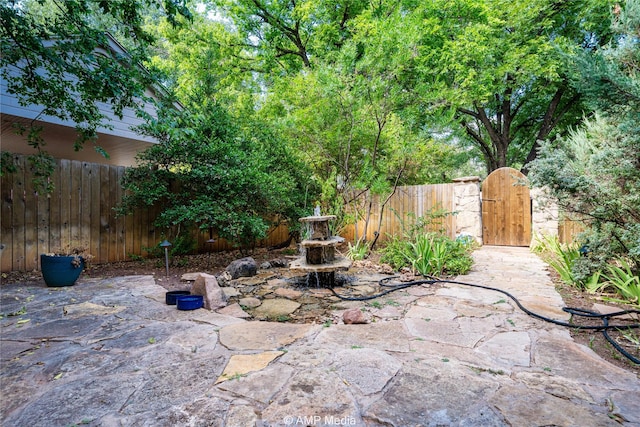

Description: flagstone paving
[1,246,638,426]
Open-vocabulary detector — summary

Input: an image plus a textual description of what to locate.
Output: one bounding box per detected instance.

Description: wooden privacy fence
[1,156,159,272]
[1,153,585,272]
[341,179,584,247]
[0,155,289,272]
[558,213,587,244]
[342,183,457,244]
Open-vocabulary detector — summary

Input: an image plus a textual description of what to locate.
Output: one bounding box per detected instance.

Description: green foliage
[262,63,457,242]
[531,234,583,287]
[530,0,640,287]
[393,207,454,241]
[347,240,370,261]
[0,0,192,188]
[343,0,613,173]
[119,98,315,248]
[144,233,197,259]
[145,9,254,108]
[127,253,145,262]
[587,258,640,307]
[208,0,368,72]
[380,232,474,276]
[445,240,476,276]
[379,208,471,275]
[406,234,449,276]
[378,237,409,271]
[170,233,197,256]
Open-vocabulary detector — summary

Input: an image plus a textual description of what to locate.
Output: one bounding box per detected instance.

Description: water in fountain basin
[290,272,354,289]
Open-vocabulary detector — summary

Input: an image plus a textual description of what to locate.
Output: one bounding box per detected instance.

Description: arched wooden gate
[481,167,531,246]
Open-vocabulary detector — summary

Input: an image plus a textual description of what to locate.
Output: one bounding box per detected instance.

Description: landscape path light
[206,238,216,269]
[160,240,172,277]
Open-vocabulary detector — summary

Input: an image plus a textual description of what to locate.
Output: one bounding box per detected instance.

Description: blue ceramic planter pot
[40,254,84,287]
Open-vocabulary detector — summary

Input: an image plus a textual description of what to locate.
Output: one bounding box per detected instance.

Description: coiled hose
[329,275,640,365]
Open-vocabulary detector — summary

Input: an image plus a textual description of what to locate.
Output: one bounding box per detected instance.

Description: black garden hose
[329,275,640,365]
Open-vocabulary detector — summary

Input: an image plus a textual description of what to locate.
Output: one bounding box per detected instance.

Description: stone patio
[1,246,638,426]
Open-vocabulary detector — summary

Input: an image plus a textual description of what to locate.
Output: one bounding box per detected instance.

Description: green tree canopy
[0,0,191,185]
[208,0,368,72]
[119,8,318,247]
[529,0,640,276]
[350,0,615,173]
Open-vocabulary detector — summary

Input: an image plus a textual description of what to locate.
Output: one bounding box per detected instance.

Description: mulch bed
[551,274,640,376]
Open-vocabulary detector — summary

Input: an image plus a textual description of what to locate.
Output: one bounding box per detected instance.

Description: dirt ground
[549,272,640,376]
[2,247,638,375]
[3,248,285,291]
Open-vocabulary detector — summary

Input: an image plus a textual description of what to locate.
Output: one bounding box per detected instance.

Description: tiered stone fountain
[289,210,352,288]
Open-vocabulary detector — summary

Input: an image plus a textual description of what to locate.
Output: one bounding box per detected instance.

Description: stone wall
[530,187,559,240]
[452,176,483,244]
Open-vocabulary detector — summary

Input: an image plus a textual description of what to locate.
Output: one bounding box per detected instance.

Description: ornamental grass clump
[380,232,474,277]
[531,234,582,287]
[586,258,640,308]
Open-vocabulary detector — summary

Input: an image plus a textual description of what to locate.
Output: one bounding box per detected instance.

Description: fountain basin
[300,236,345,247]
[299,215,336,222]
[300,236,345,264]
[289,257,352,273]
[299,215,335,240]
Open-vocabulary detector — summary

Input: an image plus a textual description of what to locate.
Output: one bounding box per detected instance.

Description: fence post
[452,176,482,244]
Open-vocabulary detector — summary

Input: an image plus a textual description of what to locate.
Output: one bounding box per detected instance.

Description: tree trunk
[521,87,580,174]
[458,82,580,174]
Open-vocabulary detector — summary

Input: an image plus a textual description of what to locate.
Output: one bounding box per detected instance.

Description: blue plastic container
[165,290,191,305]
[176,295,203,310]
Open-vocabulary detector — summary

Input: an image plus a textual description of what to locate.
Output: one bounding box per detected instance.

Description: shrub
[379,232,473,276]
[379,236,411,270]
[380,208,461,271]
[143,233,197,259]
[406,234,448,276]
[119,99,317,248]
[528,6,640,283]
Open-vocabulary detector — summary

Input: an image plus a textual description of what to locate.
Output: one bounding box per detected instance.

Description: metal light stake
[160,240,172,277]
[206,238,216,269]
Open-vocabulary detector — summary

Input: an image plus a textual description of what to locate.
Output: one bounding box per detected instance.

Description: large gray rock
[226,257,258,279]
